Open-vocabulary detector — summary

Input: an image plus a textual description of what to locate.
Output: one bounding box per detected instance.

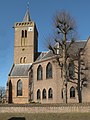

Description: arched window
[46,62,52,79]
[42,89,46,99]
[22,30,24,38]
[25,30,27,38]
[23,57,26,63]
[48,88,53,99]
[17,80,22,96]
[37,89,41,100]
[68,61,75,79]
[70,87,75,98]
[61,89,63,99]
[37,65,43,80]
[20,57,22,63]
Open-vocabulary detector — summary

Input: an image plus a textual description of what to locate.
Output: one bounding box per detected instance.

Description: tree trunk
[78,51,82,103]
[63,33,67,103]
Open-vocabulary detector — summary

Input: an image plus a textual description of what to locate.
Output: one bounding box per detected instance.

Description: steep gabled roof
[23,8,31,22]
[40,50,54,60]
[9,64,32,77]
[36,52,47,61]
[36,40,86,62]
[67,40,86,54]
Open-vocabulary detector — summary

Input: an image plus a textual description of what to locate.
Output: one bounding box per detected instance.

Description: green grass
[0,113,90,120]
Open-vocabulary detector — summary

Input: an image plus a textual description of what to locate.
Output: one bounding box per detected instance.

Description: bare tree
[48,11,77,103]
[0,86,5,103]
[75,48,88,103]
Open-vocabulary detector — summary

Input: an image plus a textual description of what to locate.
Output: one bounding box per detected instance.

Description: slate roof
[36,41,86,61]
[9,64,32,77]
[67,41,86,54]
[23,8,31,22]
[36,52,47,61]
[40,50,54,60]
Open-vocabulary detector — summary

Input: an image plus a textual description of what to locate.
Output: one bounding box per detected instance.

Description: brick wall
[0,103,90,113]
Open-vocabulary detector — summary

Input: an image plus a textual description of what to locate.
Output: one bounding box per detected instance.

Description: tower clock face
[28,27,33,31]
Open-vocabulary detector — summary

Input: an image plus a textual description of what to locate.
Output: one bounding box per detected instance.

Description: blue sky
[0,0,90,87]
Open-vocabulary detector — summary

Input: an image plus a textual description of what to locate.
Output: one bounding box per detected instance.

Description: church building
[6,8,90,104]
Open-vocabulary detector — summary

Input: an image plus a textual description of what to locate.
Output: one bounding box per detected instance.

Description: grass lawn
[0,113,90,120]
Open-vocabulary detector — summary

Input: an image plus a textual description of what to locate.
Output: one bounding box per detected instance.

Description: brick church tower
[6,8,38,103]
[14,8,38,64]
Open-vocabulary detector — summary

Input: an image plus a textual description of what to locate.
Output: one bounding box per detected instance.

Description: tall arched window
[68,61,75,79]
[17,80,22,96]
[22,30,24,38]
[70,86,75,98]
[37,65,43,80]
[61,89,63,99]
[20,57,22,63]
[21,30,27,38]
[46,62,52,79]
[25,30,27,38]
[23,57,26,63]
[21,30,27,46]
[48,88,53,99]
[42,89,46,99]
[37,89,41,100]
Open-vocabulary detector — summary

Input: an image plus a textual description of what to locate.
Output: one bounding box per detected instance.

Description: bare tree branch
[47,10,80,103]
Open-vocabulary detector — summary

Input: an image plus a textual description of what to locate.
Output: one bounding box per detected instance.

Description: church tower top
[14,3,38,64]
[23,3,31,22]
